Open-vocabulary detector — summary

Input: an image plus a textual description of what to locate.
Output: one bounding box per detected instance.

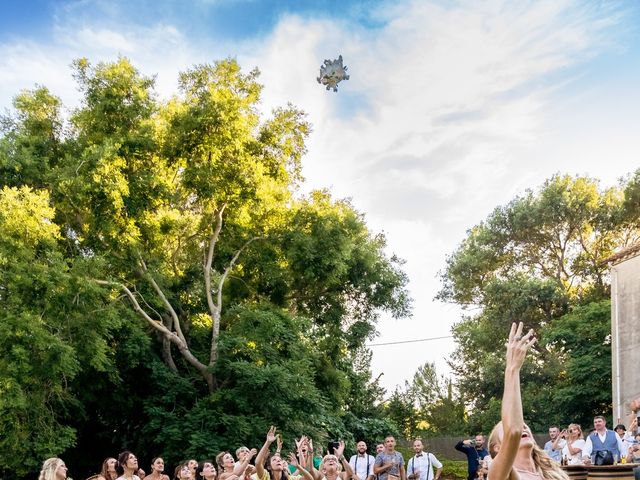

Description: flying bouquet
[317,55,349,92]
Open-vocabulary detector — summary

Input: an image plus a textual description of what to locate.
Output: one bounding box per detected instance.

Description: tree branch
[204,205,226,320]
[209,235,264,366]
[94,279,212,385]
[138,256,187,344]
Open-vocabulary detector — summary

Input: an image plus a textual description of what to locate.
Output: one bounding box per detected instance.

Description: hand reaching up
[505,322,536,371]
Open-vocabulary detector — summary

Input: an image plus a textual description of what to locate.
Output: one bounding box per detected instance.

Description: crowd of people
[37,323,640,480]
[541,416,640,466]
[37,429,443,480]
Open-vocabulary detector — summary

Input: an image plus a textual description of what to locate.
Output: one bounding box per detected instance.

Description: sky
[1,0,640,394]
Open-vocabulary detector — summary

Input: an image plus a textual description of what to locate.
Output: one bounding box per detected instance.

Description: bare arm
[487,323,536,480]
[221,449,257,480]
[565,440,582,456]
[374,456,393,475]
[552,432,565,451]
[256,426,277,480]
[308,440,322,480]
[289,453,315,480]
[334,442,354,480]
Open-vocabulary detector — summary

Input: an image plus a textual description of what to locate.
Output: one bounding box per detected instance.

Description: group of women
[38,425,353,480]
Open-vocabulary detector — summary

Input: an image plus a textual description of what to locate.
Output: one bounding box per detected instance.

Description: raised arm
[221,449,257,480]
[256,426,277,480]
[307,439,322,480]
[335,442,354,480]
[552,431,565,451]
[455,441,472,454]
[487,322,536,480]
[289,453,315,480]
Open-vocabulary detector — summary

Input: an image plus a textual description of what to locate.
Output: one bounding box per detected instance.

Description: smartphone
[328,441,340,454]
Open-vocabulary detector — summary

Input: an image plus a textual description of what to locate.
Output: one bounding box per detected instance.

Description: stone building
[605,242,640,423]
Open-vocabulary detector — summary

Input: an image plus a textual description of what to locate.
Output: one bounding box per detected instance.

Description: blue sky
[0,0,381,44]
[2,0,640,392]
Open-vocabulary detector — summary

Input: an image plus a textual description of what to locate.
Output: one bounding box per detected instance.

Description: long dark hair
[195,460,216,480]
[116,451,135,476]
[264,454,289,480]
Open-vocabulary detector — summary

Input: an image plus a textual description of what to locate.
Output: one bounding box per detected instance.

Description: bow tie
[416,454,423,457]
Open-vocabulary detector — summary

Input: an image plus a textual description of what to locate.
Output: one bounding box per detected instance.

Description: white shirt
[582,431,625,458]
[349,453,375,480]
[562,439,586,465]
[616,431,635,457]
[406,453,442,480]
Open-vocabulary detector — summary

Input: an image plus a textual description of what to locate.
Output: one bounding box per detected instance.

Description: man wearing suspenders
[350,441,376,480]
[406,439,442,480]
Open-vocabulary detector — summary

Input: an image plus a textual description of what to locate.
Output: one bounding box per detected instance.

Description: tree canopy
[0,57,410,478]
[438,174,640,432]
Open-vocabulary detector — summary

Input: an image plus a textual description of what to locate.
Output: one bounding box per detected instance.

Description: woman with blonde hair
[39,457,68,480]
[559,424,585,465]
[487,323,568,480]
[97,457,118,480]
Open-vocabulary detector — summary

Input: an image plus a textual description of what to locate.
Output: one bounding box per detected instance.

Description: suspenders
[355,455,371,478]
[410,454,432,480]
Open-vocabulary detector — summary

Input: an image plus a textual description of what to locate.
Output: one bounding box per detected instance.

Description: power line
[366,335,453,347]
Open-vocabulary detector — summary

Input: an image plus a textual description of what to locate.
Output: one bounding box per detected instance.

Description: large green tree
[439,174,640,432]
[0,57,410,477]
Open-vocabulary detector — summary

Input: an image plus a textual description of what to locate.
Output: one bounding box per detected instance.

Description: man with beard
[455,435,488,480]
[350,441,375,480]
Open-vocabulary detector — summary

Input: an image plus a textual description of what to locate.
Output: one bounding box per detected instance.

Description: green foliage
[0,187,119,475]
[0,57,410,477]
[439,174,638,432]
[541,300,612,427]
[440,459,469,480]
[383,363,467,439]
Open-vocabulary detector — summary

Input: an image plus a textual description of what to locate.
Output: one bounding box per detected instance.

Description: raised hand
[248,448,257,459]
[277,434,283,453]
[289,453,299,467]
[505,322,536,370]
[267,426,277,443]
[335,441,345,458]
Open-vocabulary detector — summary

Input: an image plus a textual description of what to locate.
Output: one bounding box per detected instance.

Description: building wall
[611,254,640,422]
